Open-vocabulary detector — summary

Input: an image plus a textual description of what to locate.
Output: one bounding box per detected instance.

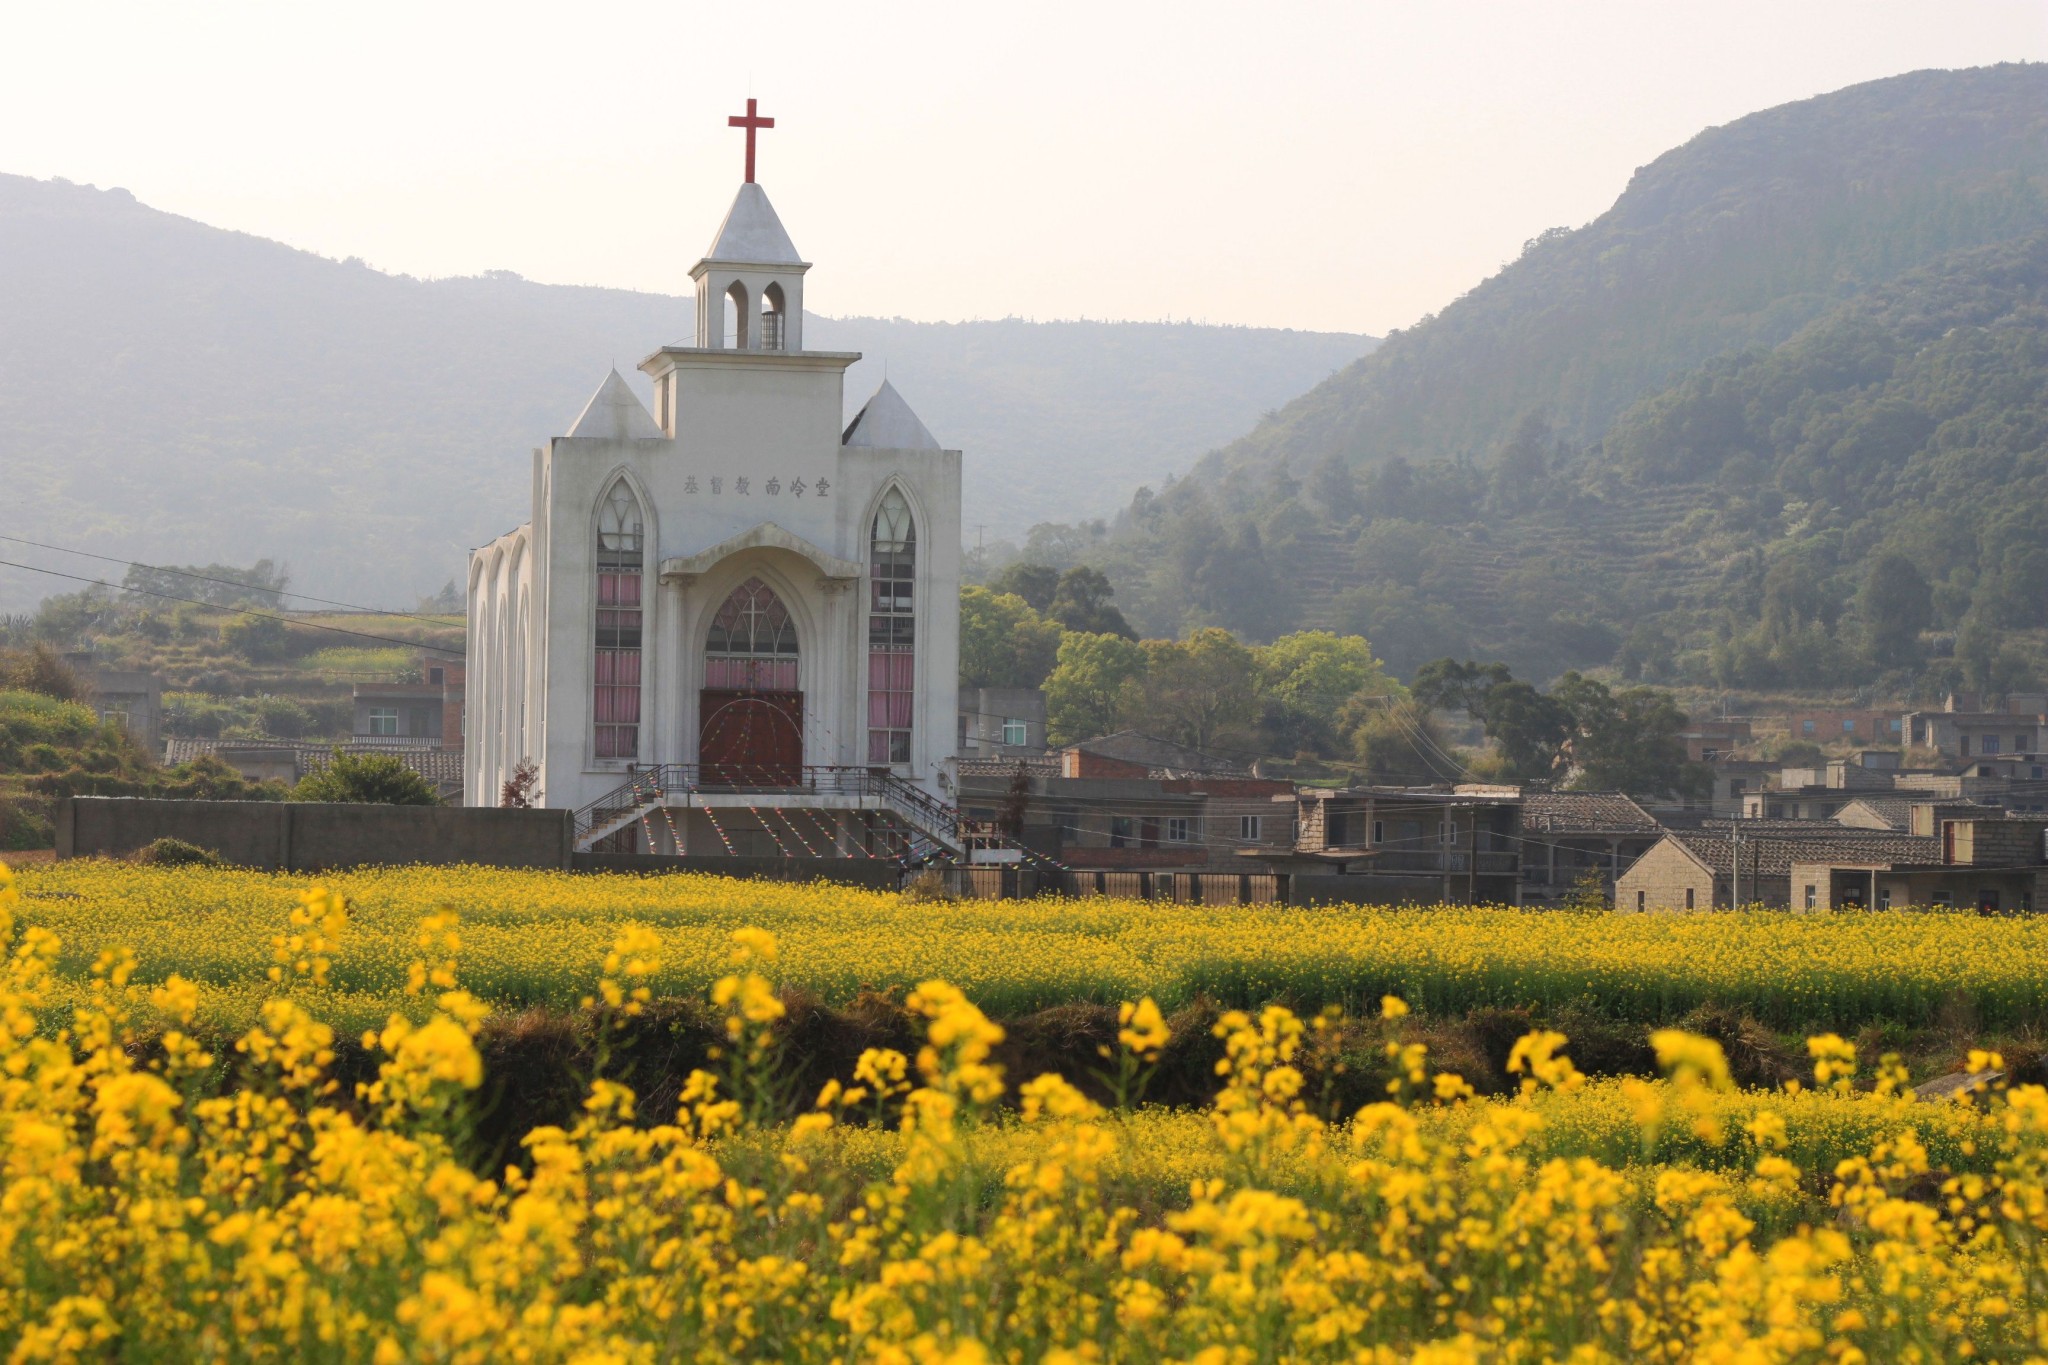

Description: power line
[0,558,462,657]
[0,532,458,625]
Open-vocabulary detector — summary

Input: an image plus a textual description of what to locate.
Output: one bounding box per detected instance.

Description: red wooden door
[700,690,803,786]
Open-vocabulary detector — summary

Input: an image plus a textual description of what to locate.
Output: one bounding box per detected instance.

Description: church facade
[464,167,961,845]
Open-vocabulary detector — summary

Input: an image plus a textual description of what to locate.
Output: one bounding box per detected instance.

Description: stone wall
[58,798,573,872]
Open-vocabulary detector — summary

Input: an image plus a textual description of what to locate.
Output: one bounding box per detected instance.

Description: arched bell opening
[760,281,787,351]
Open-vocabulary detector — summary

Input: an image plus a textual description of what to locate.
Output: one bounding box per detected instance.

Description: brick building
[1250,787,1522,905]
[1516,790,1663,905]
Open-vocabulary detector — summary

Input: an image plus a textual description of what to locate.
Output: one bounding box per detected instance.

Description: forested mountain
[0,174,1366,612]
[1055,64,2048,694]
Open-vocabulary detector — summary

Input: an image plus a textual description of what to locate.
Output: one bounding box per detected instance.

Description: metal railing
[571,764,967,853]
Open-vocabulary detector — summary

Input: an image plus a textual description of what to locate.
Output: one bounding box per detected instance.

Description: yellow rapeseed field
[3,857,2047,1360]
[13,861,2048,1034]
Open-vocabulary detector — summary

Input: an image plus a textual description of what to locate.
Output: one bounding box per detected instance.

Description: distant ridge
[1069,64,2048,698]
[0,175,1369,610]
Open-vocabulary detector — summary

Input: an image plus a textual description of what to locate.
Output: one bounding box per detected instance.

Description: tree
[987,563,1061,612]
[292,751,440,805]
[1307,454,1364,525]
[1552,671,1699,796]
[1476,680,1575,782]
[958,587,1064,690]
[500,760,539,808]
[1859,552,1933,663]
[1253,630,1402,758]
[124,559,290,609]
[221,613,295,663]
[1338,696,1462,785]
[1138,628,1258,753]
[1411,658,1512,716]
[1043,632,1148,744]
[1047,567,1136,639]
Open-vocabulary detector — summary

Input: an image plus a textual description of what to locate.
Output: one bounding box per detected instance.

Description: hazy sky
[5,2,2043,335]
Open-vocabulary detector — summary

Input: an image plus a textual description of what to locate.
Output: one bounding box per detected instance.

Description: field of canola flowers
[3,857,2048,1361]
[13,861,2048,1036]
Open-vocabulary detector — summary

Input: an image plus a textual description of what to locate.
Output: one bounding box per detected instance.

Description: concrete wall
[59,798,573,871]
[570,851,903,888]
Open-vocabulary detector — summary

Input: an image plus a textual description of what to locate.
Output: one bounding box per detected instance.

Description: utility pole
[1730,804,1741,909]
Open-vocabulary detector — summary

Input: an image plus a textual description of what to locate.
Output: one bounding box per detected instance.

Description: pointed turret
[704,183,802,266]
[566,368,663,440]
[843,380,941,451]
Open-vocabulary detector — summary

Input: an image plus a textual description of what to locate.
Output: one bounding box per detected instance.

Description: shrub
[292,750,440,806]
[0,643,85,702]
[132,836,222,867]
[253,695,315,739]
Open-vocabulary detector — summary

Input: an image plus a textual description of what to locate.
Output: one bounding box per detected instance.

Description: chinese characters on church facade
[679,475,829,498]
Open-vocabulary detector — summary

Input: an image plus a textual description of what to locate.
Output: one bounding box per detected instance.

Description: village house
[1781,708,1907,747]
[1904,692,2047,758]
[352,653,465,749]
[1513,790,1663,905]
[1618,816,2048,911]
[953,732,1293,871]
[956,686,1048,759]
[1248,786,1522,905]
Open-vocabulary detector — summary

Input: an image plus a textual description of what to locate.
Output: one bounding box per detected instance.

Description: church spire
[690,104,810,352]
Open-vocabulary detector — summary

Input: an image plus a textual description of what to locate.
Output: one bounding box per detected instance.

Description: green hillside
[1061,65,2048,694]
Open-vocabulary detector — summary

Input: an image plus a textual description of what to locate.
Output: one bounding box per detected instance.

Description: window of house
[1239,814,1262,842]
[867,489,916,765]
[1684,887,1694,909]
[1439,820,1455,845]
[2019,734,2031,752]
[1001,718,1027,746]
[1878,887,1892,910]
[1842,720,1856,733]
[1637,890,1646,911]
[368,708,399,736]
[101,709,128,732]
[1983,735,2002,754]
[1804,884,1817,908]
[1371,819,1384,845]
[429,667,445,685]
[1932,890,1953,907]
[1888,718,1902,733]
[1166,817,1191,843]
[1110,816,1133,848]
[1802,720,1816,735]
[958,715,970,749]
[594,481,644,760]
[1961,737,1971,756]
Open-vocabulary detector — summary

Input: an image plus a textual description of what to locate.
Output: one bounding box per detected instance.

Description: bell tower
[692,100,808,352]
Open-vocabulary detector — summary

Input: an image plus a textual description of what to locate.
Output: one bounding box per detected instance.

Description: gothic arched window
[867,488,916,765]
[593,481,644,760]
[705,577,799,691]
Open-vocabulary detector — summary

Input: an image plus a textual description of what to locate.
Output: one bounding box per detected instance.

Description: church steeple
[691,100,809,352]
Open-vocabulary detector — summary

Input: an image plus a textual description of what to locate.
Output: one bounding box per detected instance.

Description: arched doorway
[701,577,801,785]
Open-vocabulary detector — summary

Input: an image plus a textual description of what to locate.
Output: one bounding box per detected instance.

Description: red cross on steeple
[728,98,775,183]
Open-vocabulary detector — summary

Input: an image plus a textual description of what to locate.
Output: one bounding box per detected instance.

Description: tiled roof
[1668,829,1940,877]
[1520,791,1661,833]
[1069,731,1248,776]
[1834,798,1915,830]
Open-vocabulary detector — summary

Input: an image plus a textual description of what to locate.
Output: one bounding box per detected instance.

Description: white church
[465,106,962,856]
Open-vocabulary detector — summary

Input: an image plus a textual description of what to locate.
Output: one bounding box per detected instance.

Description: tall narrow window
[594,481,644,759]
[867,488,915,765]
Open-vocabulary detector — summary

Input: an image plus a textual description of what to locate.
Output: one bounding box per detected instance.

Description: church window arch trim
[704,576,800,692]
[867,484,918,766]
[593,478,648,761]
